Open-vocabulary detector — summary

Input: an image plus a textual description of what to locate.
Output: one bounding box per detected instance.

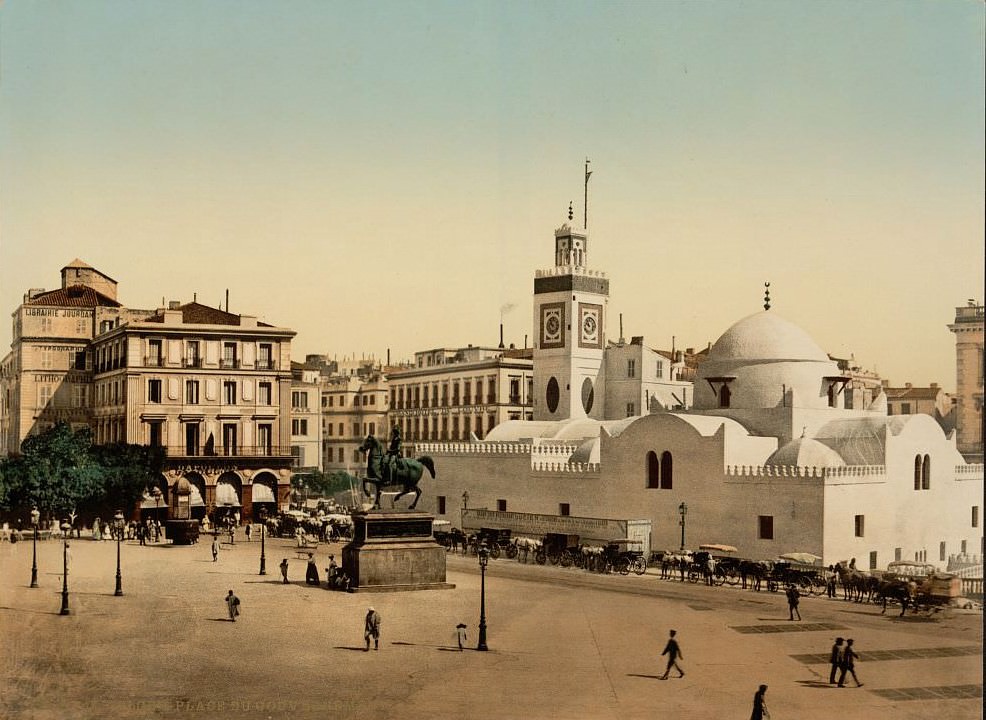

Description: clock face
[578,303,602,348]
[541,304,564,348]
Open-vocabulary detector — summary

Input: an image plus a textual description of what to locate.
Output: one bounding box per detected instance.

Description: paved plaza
[0,535,982,720]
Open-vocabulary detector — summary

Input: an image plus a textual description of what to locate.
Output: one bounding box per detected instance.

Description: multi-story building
[0,260,153,454]
[290,361,323,472]
[386,345,534,444]
[1,260,297,522]
[89,300,296,521]
[321,369,389,473]
[948,301,984,462]
[883,382,954,431]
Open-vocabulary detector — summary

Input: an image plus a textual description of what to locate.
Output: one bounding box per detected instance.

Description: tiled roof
[884,387,945,401]
[27,285,121,308]
[142,302,274,327]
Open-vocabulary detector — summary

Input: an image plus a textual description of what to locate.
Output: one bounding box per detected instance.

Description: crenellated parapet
[724,464,887,480]
[531,460,601,474]
[414,441,532,456]
[955,464,984,479]
[535,266,607,279]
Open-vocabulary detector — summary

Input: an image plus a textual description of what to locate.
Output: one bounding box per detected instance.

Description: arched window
[921,454,930,490]
[660,451,673,489]
[646,451,660,488]
[914,455,922,490]
[719,384,731,409]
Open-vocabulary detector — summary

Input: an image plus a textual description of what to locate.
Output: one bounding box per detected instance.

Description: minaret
[531,209,609,421]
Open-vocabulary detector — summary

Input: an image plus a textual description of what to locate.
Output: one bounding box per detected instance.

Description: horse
[835,563,878,603]
[875,579,917,616]
[739,560,771,591]
[513,537,541,564]
[358,434,436,510]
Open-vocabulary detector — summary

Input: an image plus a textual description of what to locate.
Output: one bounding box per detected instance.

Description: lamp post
[59,520,71,616]
[678,502,688,552]
[462,491,469,509]
[113,510,124,596]
[259,510,267,576]
[30,507,40,588]
[477,544,489,651]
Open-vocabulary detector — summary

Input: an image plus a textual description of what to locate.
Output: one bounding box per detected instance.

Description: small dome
[766,437,845,468]
[707,312,829,363]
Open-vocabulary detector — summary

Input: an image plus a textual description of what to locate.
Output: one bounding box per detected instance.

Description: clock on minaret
[540,303,565,349]
[578,303,602,348]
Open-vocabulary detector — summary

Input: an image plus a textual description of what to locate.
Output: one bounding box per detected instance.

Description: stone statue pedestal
[341,510,454,593]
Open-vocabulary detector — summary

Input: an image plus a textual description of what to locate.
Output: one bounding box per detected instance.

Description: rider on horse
[383,425,402,483]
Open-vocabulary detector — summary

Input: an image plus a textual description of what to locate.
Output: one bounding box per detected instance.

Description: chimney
[225,289,229,313]
[905,382,912,389]
[387,348,391,366]
[498,323,504,349]
[930,382,938,389]
[168,300,181,310]
[686,347,695,355]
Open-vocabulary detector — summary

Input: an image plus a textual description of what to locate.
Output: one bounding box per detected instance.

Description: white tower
[532,223,609,421]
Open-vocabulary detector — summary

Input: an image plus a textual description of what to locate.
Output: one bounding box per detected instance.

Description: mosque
[412,221,983,568]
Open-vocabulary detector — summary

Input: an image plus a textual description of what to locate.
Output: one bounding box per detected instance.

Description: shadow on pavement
[627,673,664,680]
[0,605,61,616]
[796,680,834,689]
[334,646,369,652]
[207,618,234,622]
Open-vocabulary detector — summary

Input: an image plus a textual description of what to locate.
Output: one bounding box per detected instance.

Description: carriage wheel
[490,545,501,560]
[632,558,647,576]
[766,579,778,593]
[548,553,561,565]
[505,545,518,559]
[534,550,547,565]
[725,572,740,586]
[560,553,574,568]
[687,569,700,584]
[798,577,814,596]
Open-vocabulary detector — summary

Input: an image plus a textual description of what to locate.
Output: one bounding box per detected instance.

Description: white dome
[766,437,845,468]
[707,312,829,363]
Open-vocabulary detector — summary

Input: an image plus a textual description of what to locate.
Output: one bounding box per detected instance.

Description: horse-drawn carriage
[599,539,647,575]
[876,561,964,615]
[469,527,513,559]
[535,533,581,566]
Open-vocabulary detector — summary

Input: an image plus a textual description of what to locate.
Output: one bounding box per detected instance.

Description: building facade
[290,362,323,472]
[948,301,984,462]
[387,345,534,444]
[321,371,389,473]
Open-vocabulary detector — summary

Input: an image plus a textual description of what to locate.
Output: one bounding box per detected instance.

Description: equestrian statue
[359,426,436,510]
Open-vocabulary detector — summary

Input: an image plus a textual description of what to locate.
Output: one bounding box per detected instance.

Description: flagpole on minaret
[584,158,592,229]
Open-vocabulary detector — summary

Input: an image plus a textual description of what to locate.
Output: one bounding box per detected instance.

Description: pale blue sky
[1,1,983,388]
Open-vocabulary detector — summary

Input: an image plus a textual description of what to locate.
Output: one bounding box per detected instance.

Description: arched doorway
[183,473,207,521]
[215,472,243,525]
[251,472,278,521]
[140,474,171,523]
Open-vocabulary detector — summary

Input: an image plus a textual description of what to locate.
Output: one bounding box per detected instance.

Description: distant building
[321,369,389,473]
[948,301,984,462]
[883,382,954,433]
[290,361,323,472]
[386,345,534,443]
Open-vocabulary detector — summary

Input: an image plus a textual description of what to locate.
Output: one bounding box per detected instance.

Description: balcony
[145,356,164,367]
[164,445,293,458]
[220,359,240,369]
[183,357,202,368]
[509,395,521,404]
[255,359,275,370]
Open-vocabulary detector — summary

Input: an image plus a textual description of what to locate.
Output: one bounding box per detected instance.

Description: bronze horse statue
[358,434,436,510]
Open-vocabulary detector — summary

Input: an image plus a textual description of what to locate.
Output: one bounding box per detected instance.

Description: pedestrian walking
[837,638,863,687]
[750,684,769,720]
[212,535,220,562]
[279,558,289,584]
[659,629,684,679]
[306,553,320,585]
[364,607,381,651]
[225,589,240,622]
[786,584,802,621]
[829,637,845,684]
[245,523,252,542]
[826,565,837,598]
[228,525,235,545]
[456,623,468,651]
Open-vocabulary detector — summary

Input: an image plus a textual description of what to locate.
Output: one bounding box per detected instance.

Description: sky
[1,1,983,391]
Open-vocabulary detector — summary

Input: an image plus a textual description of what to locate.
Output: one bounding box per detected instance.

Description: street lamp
[678,502,688,552]
[59,520,71,616]
[477,544,490,651]
[259,510,267,576]
[113,510,124,596]
[462,491,469,509]
[30,507,40,588]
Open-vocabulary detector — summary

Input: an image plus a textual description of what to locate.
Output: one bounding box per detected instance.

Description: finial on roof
[568,201,573,222]
[763,282,771,311]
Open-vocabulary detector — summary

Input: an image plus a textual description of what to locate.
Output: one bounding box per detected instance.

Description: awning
[251,483,275,503]
[215,482,240,506]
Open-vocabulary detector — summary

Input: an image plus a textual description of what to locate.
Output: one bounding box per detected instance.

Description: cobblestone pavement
[1,537,981,720]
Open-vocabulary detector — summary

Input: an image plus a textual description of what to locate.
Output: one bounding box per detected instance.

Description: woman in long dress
[92,517,102,541]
